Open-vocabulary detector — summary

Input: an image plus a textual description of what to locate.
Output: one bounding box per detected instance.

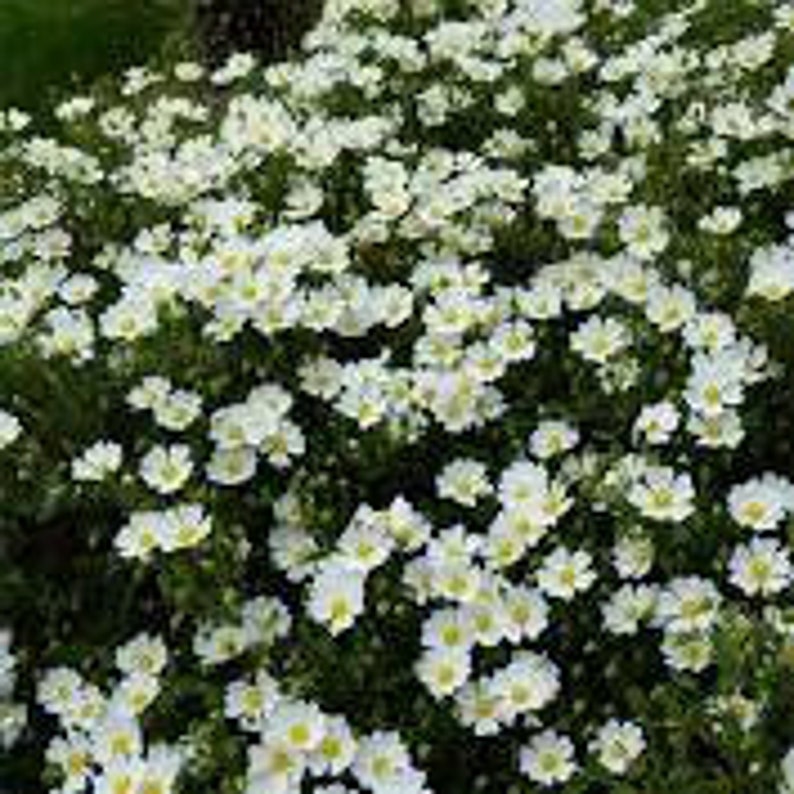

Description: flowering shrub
[2,0,794,791]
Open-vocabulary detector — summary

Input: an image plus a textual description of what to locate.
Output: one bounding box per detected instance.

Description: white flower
[307,563,367,635]
[502,586,549,643]
[698,206,742,235]
[519,730,577,786]
[0,410,22,449]
[728,475,794,531]
[137,746,183,794]
[159,503,212,552]
[0,631,24,750]
[61,682,105,730]
[38,307,95,360]
[746,243,794,301]
[602,583,657,635]
[153,389,203,431]
[612,533,654,579]
[241,596,291,646]
[225,672,281,732]
[269,525,319,583]
[416,648,472,699]
[655,576,722,634]
[174,61,205,82]
[711,691,760,732]
[211,52,257,85]
[0,631,16,694]
[628,466,695,523]
[139,444,193,495]
[427,524,481,567]
[99,295,158,341]
[481,519,529,570]
[489,651,560,719]
[308,715,357,777]
[491,507,548,551]
[661,631,713,673]
[247,739,306,794]
[421,608,475,653]
[383,496,433,551]
[687,410,745,449]
[337,518,395,572]
[516,281,563,319]
[1,108,30,132]
[94,757,146,794]
[645,284,696,332]
[780,746,794,794]
[454,681,502,736]
[55,96,95,122]
[683,312,737,352]
[633,401,679,444]
[491,320,536,362]
[464,596,510,647]
[729,537,792,597]
[528,419,579,460]
[603,257,660,304]
[570,315,631,364]
[353,731,413,792]
[206,447,258,486]
[193,623,247,666]
[127,375,171,411]
[265,700,326,753]
[436,458,493,507]
[45,734,92,787]
[261,420,305,468]
[115,633,167,678]
[496,467,572,534]
[618,204,669,260]
[684,351,745,417]
[91,712,142,765]
[110,672,160,716]
[114,511,170,560]
[537,547,596,600]
[71,441,123,482]
[498,459,549,509]
[37,667,84,716]
[589,719,646,774]
[430,560,483,604]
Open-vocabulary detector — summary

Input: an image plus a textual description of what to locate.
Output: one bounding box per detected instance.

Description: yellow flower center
[288,723,311,747]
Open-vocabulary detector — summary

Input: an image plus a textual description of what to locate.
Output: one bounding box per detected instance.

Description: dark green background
[0,0,325,113]
[0,0,190,112]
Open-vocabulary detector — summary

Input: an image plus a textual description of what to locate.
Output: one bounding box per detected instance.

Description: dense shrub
[1,0,794,792]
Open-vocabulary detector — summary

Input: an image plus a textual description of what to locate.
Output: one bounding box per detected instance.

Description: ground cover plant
[1,0,794,791]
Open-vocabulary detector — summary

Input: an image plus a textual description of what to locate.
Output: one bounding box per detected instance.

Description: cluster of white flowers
[749,236,794,302]
[229,682,431,794]
[114,503,212,559]
[3,0,794,788]
[71,440,123,483]
[207,382,305,484]
[726,475,794,598]
[37,633,187,793]
[193,595,292,667]
[127,376,203,433]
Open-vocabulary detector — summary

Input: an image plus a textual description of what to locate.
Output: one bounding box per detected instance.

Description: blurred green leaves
[0,0,191,113]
